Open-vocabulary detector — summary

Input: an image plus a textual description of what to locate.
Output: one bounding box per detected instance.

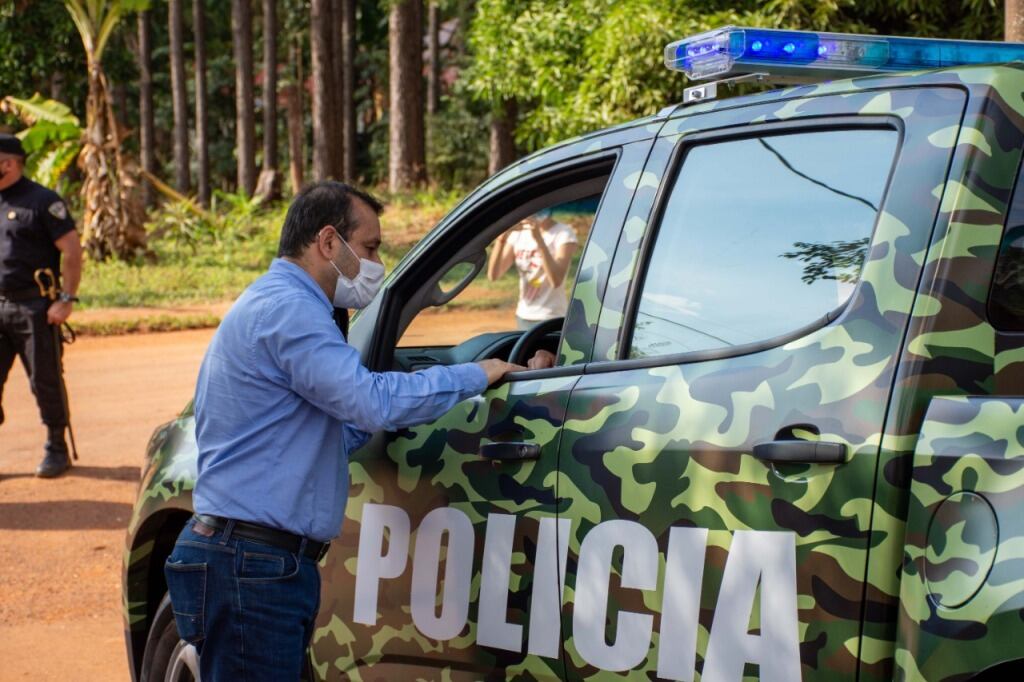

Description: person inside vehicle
[487,208,579,370]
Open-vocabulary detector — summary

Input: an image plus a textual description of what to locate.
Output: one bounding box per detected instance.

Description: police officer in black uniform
[0,133,82,478]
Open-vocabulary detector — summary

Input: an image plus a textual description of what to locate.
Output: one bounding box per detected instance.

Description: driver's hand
[477,358,526,386]
[527,349,556,370]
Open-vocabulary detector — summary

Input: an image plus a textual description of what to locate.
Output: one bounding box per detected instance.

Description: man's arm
[264,303,521,433]
[48,230,82,325]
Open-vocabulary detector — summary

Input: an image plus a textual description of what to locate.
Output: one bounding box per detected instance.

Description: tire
[140,592,201,682]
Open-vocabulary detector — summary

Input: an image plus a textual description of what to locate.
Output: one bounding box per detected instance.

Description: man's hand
[527,349,556,370]
[476,358,526,386]
[47,300,73,325]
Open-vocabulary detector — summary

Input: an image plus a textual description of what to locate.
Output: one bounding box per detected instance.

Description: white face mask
[326,232,385,309]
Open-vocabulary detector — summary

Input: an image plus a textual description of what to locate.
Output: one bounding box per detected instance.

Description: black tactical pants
[0,297,66,428]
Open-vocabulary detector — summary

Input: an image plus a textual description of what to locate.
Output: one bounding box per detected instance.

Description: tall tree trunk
[81,62,147,259]
[137,10,155,206]
[194,0,211,207]
[232,0,256,195]
[488,98,517,176]
[426,2,440,117]
[49,72,66,104]
[286,36,305,194]
[330,0,345,179]
[388,0,426,192]
[310,0,334,181]
[256,0,280,199]
[169,0,190,192]
[1008,0,1024,41]
[340,0,356,181]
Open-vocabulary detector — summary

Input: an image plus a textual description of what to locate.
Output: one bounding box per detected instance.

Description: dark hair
[277,181,384,258]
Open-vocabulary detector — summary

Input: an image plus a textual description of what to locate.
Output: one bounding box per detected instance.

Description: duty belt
[0,286,45,303]
[192,514,330,561]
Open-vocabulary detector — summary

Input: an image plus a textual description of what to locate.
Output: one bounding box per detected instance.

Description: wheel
[140,592,201,682]
[507,316,564,366]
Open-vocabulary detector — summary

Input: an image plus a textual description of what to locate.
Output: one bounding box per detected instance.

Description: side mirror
[427,251,486,307]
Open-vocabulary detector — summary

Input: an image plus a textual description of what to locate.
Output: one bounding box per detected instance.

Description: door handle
[753,440,846,464]
[480,442,541,461]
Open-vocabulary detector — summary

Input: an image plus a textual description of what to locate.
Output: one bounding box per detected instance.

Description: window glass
[990,153,1024,333]
[630,128,898,359]
[398,197,598,348]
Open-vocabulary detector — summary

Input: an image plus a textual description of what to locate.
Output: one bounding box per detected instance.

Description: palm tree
[63,0,148,260]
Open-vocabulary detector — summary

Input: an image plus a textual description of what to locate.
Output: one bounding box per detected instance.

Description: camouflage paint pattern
[882,65,1024,681]
[312,374,579,680]
[558,140,659,367]
[121,64,1024,682]
[122,408,198,677]
[557,79,968,681]
[895,397,1024,681]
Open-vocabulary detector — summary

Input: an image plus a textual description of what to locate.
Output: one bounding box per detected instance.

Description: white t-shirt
[506,222,579,321]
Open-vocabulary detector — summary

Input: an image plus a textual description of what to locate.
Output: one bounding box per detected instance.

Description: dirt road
[0,329,215,680]
[0,308,510,680]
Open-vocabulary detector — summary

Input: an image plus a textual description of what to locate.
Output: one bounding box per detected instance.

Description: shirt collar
[0,176,28,201]
[270,258,333,313]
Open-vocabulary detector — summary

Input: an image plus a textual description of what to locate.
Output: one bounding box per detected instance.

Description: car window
[989,157,1024,332]
[398,197,597,348]
[991,224,1024,330]
[629,128,899,359]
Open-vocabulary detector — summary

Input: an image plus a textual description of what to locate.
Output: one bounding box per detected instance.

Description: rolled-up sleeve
[259,298,488,433]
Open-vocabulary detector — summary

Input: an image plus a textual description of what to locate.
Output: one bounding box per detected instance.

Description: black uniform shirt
[0,177,75,292]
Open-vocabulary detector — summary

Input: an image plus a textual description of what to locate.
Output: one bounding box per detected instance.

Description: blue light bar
[665,26,1024,82]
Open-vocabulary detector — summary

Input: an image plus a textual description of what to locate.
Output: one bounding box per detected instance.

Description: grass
[74,313,223,337]
[78,189,593,334]
[79,189,461,311]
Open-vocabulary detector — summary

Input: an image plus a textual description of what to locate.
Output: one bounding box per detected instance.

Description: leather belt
[192,514,330,562]
[0,287,44,303]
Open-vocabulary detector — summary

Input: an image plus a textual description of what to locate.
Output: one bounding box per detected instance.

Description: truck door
[556,86,966,681]
[310,133,657,680]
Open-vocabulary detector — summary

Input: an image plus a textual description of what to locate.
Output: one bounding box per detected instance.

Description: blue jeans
[164,518,321,681]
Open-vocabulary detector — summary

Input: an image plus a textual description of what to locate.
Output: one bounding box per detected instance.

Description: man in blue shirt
[165,182,520,681]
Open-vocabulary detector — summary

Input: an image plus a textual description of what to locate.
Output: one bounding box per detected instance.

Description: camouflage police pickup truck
[124,27,1024,682]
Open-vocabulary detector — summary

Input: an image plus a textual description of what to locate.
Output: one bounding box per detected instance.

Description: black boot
[36,425,70,478]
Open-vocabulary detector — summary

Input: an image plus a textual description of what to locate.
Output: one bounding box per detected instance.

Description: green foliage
[465,0,1003,151]
[0,94,83,192]
[0,2,86,123]
[80,188,462,309]
[427,93,490,188]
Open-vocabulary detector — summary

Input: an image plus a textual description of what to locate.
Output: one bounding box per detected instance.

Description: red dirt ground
[0,308,509,680]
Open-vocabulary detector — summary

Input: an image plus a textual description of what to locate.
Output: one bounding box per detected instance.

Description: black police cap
[0,134,26,157]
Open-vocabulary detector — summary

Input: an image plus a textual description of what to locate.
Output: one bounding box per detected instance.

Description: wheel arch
[124,508,193,682]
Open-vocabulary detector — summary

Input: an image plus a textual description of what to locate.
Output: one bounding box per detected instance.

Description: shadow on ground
[0,500,133,530]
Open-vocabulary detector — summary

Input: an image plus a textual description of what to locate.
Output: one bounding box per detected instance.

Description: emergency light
[666,26,1024,82]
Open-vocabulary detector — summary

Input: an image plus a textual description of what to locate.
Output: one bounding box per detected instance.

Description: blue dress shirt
[192,258,488,541]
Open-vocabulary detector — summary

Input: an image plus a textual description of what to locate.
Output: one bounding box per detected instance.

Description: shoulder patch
[48,201,68,221]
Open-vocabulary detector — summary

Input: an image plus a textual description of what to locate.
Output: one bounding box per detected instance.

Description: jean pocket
[164,560,207,644]
[238,547,299,582]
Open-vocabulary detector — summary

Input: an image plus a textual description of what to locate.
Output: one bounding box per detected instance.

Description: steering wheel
[508,317,565,367]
